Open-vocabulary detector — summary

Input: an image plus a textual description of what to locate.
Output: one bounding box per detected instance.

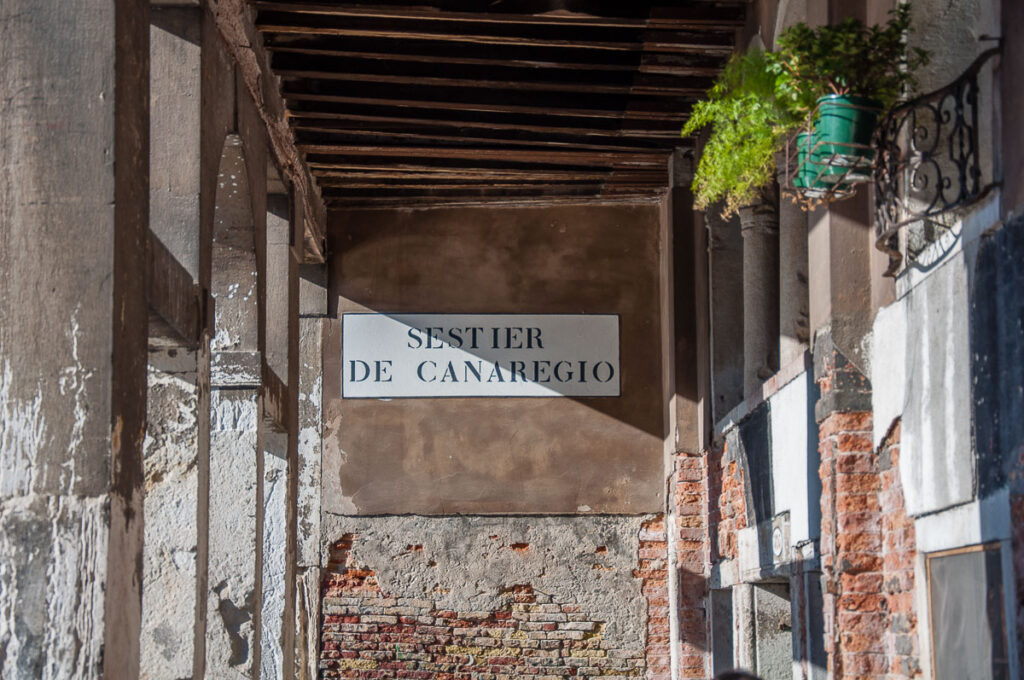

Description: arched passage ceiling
[251,0,745,209]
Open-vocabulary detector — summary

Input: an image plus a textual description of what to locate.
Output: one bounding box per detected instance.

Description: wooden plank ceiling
[251,1,745,208]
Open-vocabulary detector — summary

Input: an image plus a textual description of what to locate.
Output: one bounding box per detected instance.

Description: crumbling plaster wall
[321,515,651,648]
[318,514,673,680]
[141,353,200,679]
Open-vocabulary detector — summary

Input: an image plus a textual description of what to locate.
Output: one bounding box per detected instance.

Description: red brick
[838,593,886,612]
[836,532,883,553]
[837,511,882,534]
[840,652,889,675]
[837,611,887,635]
[836,433,875,453]
[819,412,873,437]
[835,493,882,513]
[836,452,877,474]
[840,572,884,593]
[838,552,883,572]
[836,473,882,494]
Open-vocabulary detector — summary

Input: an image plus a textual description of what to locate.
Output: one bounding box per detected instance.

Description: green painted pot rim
[816,94,884,110]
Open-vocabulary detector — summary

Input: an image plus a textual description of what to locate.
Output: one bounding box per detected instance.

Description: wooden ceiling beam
[320,182,610,191]
[292,128,670,153]
[273,67,712,97]
[299,145,667,166]
[252,2,745,30]
[265,42,727,75]
[256,23,735,55]
[284,92,689,122]
[319,187,667,202]
[250,1,739,205]
[310,167,665,181]
[287,111,686,138]
[324,195,662,209]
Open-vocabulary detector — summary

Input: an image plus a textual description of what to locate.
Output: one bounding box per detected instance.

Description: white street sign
[342,313,620,398]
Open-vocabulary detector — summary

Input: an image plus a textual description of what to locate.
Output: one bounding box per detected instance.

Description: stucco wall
[323,202,667,515]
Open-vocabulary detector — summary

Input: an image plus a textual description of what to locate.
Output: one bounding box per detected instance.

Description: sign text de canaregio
[342,314,620,398]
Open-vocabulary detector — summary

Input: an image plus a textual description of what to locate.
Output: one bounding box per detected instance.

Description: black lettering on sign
[487,363,505,382]
[527,327,544,349]
[464,360,482,382]
[510,361,526,382]
[441,362,458,382]
[426,327,444,349]
[553,361,572,382]
[532,360,551,383]
[594,361,615,383]
[417,360,436,382]
[349,360,371,382]
[505,327,523,349]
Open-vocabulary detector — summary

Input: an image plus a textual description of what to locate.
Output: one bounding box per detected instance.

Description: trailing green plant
[682,5,929,216]
[772,4,930,115]
[681,49,800,216]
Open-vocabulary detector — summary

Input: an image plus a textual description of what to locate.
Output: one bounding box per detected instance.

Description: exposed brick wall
[321,526,671,680]
[818,407,919,679]
[877,423,919,678]
[636,517,670,680]
[672,452,709,678]
[707,439,746,562]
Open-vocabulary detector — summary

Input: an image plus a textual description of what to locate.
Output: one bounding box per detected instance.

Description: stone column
[295,259,326,679]
[142,351,200,679]
[739,193,780,396]
[141,7,205,678]
[707,209,745,420]
[777,178,809,368]
[0,1,149,677]
[260,426,288,679]
[666,152,713,679]
[207,374,260,679]
[205,135,261,679]
[259,193,292,680]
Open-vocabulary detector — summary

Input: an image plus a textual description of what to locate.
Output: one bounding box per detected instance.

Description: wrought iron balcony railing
[873,45,1001,275]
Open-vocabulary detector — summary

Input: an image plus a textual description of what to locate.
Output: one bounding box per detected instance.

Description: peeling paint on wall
[0,495,108,679]
[0,347,47,497]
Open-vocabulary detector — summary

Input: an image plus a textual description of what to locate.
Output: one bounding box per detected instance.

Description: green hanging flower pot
[794,131,849,196]
[812,94,882,179]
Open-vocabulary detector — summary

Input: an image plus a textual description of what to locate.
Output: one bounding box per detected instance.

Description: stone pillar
[739,195,780,396]
[0,1,149,677]
[207,377,260,678]
[142,351,200,679]
[141,7,205,678]
[671,152,711,454]
[258,193,292,680]
[666,152,712,679]
[707,210,745,420]
[777,186,809,368]
[808,190,875,375]
[206,135,261,678]
[260,427,288,679]
[295,261,326,679]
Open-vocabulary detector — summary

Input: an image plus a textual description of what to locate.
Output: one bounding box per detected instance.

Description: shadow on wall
[969,212,1024,677]
[326,204,668,440]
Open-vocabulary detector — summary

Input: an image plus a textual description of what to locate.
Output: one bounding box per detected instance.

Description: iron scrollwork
[874,46,1001,275]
